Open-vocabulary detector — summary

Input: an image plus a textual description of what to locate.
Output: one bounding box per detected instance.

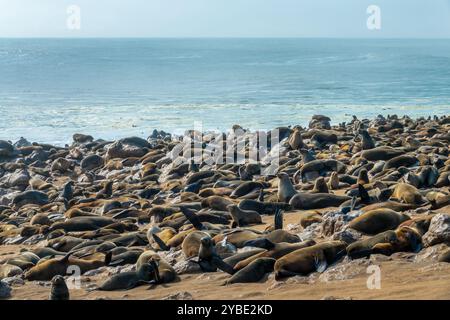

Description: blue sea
[0,38,449,145]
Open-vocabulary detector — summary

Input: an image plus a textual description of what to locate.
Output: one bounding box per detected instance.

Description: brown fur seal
[347,226,422,258]
[311,177,329,193]
[201,196,234,211]
[289,192,350,210]
[181,230,211,258]
[24,251,111,281]
[223,249,267,268]
[224,258,276,285]
[234,239,316,270]
[277,172,298,203]
[49,275,70,300]
[347,208,410,235]
[136,251,177,284]
[288,128,305,150]
[227,204,262,227]
[274,241,347,279]
[97,262,156,291]
[391,183,426,205]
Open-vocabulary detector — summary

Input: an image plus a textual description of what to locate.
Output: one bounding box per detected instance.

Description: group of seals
[0,113,449,299]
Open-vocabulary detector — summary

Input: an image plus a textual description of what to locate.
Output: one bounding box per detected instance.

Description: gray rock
[81,154,104,171]
[0,140,14,157]
[423,214,450,247]
[106,137,150,159]
[0,280,12,299]
[12,190,49,208]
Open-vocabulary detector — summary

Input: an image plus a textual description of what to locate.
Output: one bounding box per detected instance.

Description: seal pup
[195,236,235,274]
[311,177,329,194]
[49,275,70,300]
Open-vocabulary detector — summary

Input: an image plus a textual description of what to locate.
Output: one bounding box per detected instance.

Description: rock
[2,276,25,286]
[51,157,73,173]
[0,264,23,280]
[422,214,450,247]
[162,291,193,300]
[0,140,15,157]
[81,154,104,171]
[174,260,201,274]
[332,229,361,244]
[415,243,449,262]
[0,280,12,299]
[318,259,369,282]
[4,169,30,188]
[13,137,31,148]
[106,137,150,159]
[73,133,94,144]
[12,190,49,208]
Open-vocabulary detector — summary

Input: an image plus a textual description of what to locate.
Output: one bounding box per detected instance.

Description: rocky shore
[0,114,450,300]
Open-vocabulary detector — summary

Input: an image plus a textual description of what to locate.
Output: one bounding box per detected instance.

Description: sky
[0,0,449,38]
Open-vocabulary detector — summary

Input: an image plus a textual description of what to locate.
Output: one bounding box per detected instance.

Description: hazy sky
[1,0,450,38]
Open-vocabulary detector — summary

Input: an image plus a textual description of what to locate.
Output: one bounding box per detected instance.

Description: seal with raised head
[49,275,70,300]
[277,172,298,203]
[227,204,262,227]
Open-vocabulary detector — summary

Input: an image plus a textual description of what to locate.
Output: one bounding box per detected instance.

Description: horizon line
[1,36,450,40]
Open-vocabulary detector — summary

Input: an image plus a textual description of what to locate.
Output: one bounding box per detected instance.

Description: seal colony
[0,114,450,300]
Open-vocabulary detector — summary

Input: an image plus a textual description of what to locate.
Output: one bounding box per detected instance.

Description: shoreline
[0,113,449,300]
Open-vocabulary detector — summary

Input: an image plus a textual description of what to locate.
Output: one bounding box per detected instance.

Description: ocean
[0,38,449,145]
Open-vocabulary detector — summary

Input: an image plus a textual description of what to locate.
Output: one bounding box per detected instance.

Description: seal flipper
[211,256,235,275]
[243,238,275,250]
[258,188,265,202]
[314,254,327,273]
[274,209,283,230]
[350,196,357,211]
[151,233,170,251]
[358,184,371,204]
[59,251,74,263]
[180,207,205,230]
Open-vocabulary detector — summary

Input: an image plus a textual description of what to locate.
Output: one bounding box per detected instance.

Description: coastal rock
[0,280,12,299]
[13,137,31,148]
[3,169,30,189]
[162,291,193,300]
[73,133,94,144]
[51,157,73,173]
[12,190,49,208]
[0,140,15,157]
[81,154,104,171]
[422,214,450,247]
[106,137,150,159]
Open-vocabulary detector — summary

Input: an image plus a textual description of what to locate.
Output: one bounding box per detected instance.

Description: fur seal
[136,251,177,284]
[391,183,427,205]
[347,226,422,258]
[227,205,262,227]
[97,262,156,291]
[224,258,276,285]
[277,173,298,203]
[49,275,70,300]
[347,208,410,235]
[24,251,112,281]
[234,239,316,270]
[289,192,350,210]
[274,241,347,279]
